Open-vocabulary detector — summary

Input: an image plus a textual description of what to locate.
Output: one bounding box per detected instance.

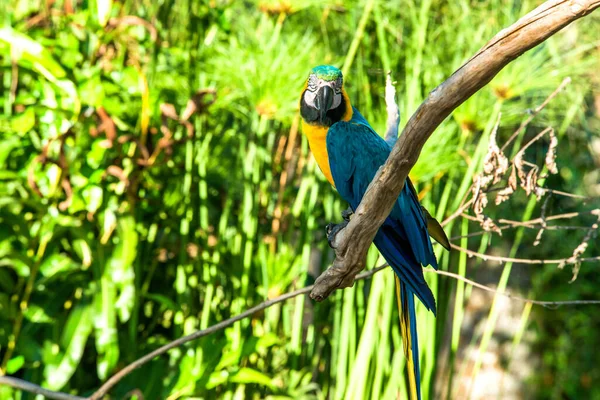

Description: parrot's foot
[326,220,348,249]
[341,207,353,222]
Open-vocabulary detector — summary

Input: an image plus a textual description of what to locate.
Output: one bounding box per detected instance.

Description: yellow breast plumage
[302,122,334,185]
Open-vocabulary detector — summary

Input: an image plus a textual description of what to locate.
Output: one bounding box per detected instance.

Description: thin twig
[450,243,600,264]
[500,77,571,151]
[0,376,86,400]
[441,199,474,227]
[498,209,600,226]
[534,195,552,246]
[427,270,600,308]
[544,188,590,200]
[450,224,592,241]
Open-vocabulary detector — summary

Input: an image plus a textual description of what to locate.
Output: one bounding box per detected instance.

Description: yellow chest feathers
[301,122,335,185]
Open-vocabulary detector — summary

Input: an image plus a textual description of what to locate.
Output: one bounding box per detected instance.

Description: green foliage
[0,0,599,399]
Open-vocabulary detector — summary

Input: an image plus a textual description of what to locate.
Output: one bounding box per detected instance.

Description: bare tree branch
[501,77,571,151]
[0,376,86,400]
[309,0,600,301]
[450,243,600,264]
[498,209,600,226]
[428,270,600,308]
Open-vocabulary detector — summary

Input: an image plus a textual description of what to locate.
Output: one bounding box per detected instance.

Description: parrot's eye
[307,74,318,92]
[334,77,343,94]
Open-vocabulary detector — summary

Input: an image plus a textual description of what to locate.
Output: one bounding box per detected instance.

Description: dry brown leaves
[471,117,506,234]
[559,209,600,281]
[471,118,560,235]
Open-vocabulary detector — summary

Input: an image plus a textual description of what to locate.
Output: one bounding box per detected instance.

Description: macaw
[299,65,450,400]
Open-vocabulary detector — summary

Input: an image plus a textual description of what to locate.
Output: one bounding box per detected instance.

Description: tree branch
[0,376,86,400]
[449,243,600,265]
[309,0,600,301]
[428,270,600,308]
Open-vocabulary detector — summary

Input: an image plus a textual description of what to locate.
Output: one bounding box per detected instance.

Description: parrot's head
[300,65,348,127]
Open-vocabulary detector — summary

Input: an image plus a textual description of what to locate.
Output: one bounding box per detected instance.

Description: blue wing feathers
[326,109,437,314]
[375,227,436,312]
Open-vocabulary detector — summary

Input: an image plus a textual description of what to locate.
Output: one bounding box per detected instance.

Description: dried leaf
[480,215,502,235]
[545,129,558,174]
[472,174,491,216]
[106,165,130,186]
[525,167,538,196]
[482,123,509,184]
[58,178,73,211]
[160,103,178,120]
[496,166,517,205]
[181,89,217,121]
[96,107,116,147]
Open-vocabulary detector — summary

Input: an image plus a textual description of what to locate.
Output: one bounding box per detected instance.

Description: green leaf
[24,304,54,323]
[72,238,93,268]
[10,108,35,135]
[0,171,20,180]
[0,254,31,277]
[106,215,138,322]
[0,136,21,167]
[94,276,119,379]
[79,75,105,108]
[230,368,276,390]
[39,253,79,278]
[6,356,25,374]
[82,185,104,214]
[0,28,66,79]
[43,303,93,390]
[95,0,113,26]
[144,293,181,311]
[0,28,80,116]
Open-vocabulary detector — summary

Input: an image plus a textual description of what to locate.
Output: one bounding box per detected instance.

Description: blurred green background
[0,0,599,399]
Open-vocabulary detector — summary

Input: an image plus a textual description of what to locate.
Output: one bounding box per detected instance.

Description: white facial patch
[304,83,342,110]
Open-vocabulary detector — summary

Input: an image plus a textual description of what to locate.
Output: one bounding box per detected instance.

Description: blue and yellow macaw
[299,65,450,400]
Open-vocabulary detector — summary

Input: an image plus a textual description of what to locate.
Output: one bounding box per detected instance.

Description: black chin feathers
[300,90,346,127]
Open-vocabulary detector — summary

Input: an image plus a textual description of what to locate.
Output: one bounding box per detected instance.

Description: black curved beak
[315,86,333,124]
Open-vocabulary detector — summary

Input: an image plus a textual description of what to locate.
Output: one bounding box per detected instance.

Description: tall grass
[0,0,598,399]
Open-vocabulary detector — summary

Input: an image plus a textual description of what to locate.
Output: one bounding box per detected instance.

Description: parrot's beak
[316,85,334,124]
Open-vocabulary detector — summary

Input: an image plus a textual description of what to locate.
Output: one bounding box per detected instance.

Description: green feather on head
[310,65,343,82]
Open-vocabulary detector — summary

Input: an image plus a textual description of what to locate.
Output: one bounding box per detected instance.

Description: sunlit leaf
[6,356,25,374]
[39,253,79,278]
[0,28,80,116]
[106,215,138,322]
[43,303,93,390]
[230,367,276,390]
[10,107,35,135]
[94,276,119,379]
[24,305,54,323]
